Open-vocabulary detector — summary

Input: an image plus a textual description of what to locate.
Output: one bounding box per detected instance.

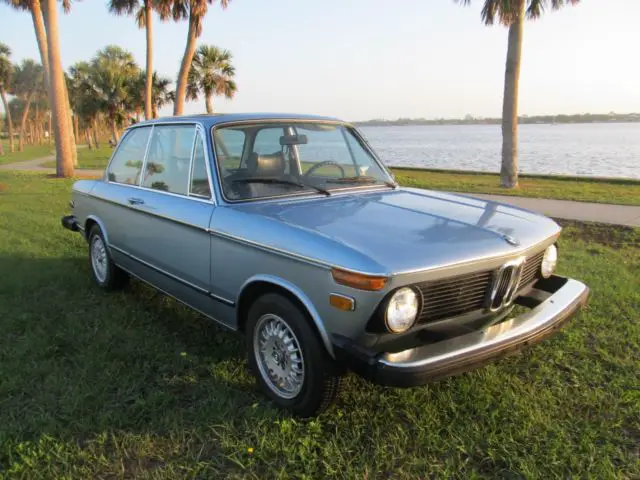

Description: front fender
[237,274,335,358]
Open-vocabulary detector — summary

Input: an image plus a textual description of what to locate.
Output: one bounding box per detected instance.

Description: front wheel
[246,293,342,417]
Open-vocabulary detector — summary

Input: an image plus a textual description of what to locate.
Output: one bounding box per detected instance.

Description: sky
[1,0,639,121]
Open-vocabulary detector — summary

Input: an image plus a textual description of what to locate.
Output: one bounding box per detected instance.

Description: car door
[122,124,216,315]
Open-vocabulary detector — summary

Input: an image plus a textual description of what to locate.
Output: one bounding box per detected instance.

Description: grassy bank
[0,140,54,165]
[41,144,113,170]
[392,167,640,206]
[0,171,638,478]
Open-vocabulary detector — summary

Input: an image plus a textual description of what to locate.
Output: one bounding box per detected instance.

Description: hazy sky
[1,0,639,120]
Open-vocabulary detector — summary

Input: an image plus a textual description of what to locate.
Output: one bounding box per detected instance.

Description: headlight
[385,287,419,333]
[541,244,558,278]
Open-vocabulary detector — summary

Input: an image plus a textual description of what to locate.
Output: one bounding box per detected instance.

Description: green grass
[392,167,640,206]
[0,139,54,165]
[0,171,638,478]
[41,144,113,170]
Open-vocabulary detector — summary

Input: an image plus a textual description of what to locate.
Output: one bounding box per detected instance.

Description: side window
[142,125,196,195]
[214,128,245,171]
[107,127,151,185]
[190,131,211,198]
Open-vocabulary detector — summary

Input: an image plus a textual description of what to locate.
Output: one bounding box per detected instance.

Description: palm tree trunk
[85,129,93,149]
[92,118,100,148]
[144,0,153,120]
[41,0,74,177]
[173,13,199,116]
[32,0,77,168]
[1,90,14,153]
[500,0,525,189]
[111,119,120,144]
[205,94,213,114]
[48,112,52,144]
[73,113,79,144]
[152,102,158,119]
[19,91,35,152]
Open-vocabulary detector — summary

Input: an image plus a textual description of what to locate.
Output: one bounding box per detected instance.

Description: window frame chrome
[105,121,216,206]
[209,119,396,205]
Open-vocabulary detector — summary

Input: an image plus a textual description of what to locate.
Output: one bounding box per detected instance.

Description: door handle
[127,197,145,205]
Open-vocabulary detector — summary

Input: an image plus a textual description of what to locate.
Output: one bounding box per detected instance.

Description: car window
[142,125,196,195]
[190,130,211,198]
[107,127,151,185]
[214,128,244,172]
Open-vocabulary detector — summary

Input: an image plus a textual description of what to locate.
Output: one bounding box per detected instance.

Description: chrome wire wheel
[90,235,108,283]
[253,313,305,399]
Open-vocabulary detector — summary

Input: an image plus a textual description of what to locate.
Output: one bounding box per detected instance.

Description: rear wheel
[88,225,129,290]
[246,293,342,417]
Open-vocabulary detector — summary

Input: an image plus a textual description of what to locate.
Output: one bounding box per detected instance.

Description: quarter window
[190,131,211,198]
[142,125,196,195]
[107,127,151,185]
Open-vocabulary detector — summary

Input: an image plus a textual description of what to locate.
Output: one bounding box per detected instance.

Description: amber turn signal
[331,268,388,291]
[329,294,356,311]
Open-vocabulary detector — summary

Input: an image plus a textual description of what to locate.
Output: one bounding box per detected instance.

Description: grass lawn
[0,171,638,478]
[41,144,113,170]
[0,139,54,165]
[392,167,640,206]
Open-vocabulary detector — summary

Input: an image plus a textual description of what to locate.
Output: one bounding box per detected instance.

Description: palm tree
[157,0,230,116]
[90,46,140,142]
[108,0,158,120]
[186,44,236,114]
[0,42,15,154]
[12,60,44,151]
[150,72,173,118]
[456,0,580,188]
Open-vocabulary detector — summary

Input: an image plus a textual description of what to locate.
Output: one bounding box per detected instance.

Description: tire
[246,293,342,417]
[88,225,129,291]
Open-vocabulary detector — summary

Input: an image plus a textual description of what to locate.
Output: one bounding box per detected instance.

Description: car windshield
[213,122,394,201]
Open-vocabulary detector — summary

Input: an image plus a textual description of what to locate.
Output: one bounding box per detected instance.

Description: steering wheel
[303,161,346,178]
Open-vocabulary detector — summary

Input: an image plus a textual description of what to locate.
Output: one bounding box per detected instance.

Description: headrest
[247,152,285,177]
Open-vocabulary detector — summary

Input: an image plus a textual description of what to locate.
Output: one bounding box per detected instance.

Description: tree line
[0,0,236,177]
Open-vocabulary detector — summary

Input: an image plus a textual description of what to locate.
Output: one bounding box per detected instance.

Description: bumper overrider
[334,275,589,387]
[61,215,80,232]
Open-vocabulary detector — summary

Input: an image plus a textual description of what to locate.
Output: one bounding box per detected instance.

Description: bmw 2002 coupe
[62,113,589,416]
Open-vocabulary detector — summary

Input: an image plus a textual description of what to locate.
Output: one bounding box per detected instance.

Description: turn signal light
[331,268,387,291]
[329,294,355,311]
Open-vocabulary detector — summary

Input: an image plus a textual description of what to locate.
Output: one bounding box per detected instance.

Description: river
[359,123,640,179]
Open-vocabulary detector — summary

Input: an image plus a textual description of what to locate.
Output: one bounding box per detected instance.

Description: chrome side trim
[238,274,334,357]
[379,278,588,370]
[114,262,236,332]
[110,244,236,306]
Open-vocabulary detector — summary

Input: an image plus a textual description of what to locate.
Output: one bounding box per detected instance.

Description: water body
[359,123,640,179]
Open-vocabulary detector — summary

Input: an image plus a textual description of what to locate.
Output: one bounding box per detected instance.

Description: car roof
[131,113,344,128]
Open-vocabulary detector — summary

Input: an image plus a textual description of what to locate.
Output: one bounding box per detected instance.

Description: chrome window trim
[209,120,395,205]
[110,244,235,306]
[186,126,198,194]
[104,125,154,185]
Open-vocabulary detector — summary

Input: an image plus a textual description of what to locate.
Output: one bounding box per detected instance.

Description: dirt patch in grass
[555,219,640,249]
[0,183,6,192]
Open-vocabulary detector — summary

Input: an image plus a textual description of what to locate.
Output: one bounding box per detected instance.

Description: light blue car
[62,113,589,416]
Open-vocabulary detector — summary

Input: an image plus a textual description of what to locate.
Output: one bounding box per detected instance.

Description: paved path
[471,194,640,227]
[0,149,104,177]
[1,156,638,227]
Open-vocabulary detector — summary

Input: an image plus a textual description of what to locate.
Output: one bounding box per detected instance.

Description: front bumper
[334,275,589,387]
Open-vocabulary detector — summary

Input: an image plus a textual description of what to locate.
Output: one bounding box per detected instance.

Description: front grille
[520,250,544,287]
[415,270,493,323]
[414,249,546,324]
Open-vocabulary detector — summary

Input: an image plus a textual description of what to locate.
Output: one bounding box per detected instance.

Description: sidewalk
[0,151,104,178]
[471,194,640,227]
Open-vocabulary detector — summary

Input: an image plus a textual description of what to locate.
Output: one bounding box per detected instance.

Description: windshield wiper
[326,176,398,189]
[232,177,331,196]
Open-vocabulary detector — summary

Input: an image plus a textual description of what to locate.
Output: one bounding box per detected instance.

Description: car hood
[223,188,561,275]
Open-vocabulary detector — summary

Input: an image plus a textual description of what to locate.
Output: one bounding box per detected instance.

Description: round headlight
[541,244,558,278]
[385,287,419,333]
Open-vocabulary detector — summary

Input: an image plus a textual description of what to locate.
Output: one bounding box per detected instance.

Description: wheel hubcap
[91,236,108,283]
[253,314,305,399]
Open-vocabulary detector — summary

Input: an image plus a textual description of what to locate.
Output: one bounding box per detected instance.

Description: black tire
[246,293,342,417]
[88,225,129,291]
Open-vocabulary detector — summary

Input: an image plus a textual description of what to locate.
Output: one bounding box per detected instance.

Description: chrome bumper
[334,276,589,387]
